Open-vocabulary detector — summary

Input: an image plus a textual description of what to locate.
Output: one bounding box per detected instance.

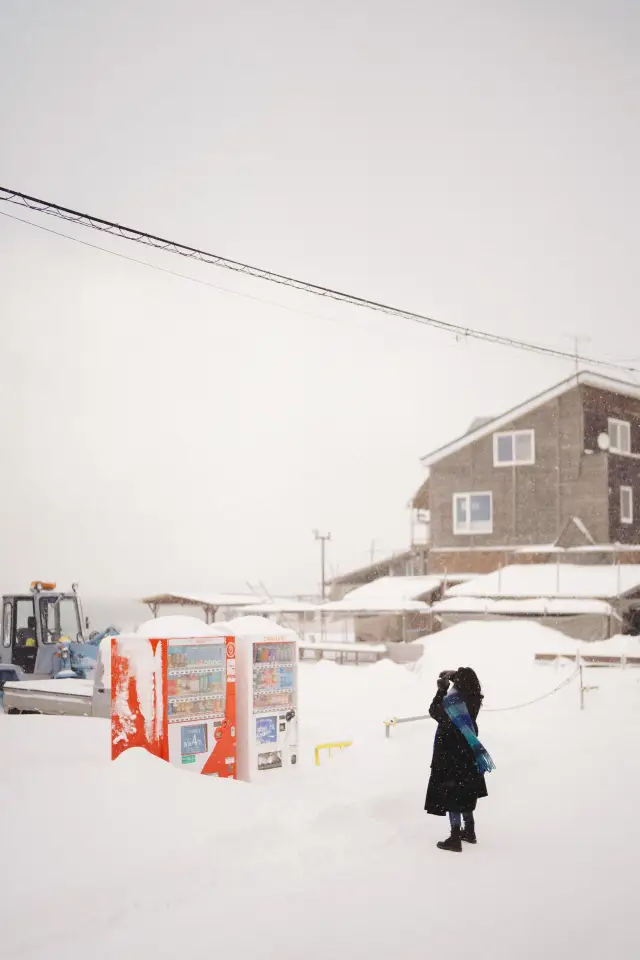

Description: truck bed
[2,678,94,716]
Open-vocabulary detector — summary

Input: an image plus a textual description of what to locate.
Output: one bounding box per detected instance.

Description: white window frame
[493,429,535,467]
[608,418,631,455]
[621,486,633,525]
[453,492,493,535]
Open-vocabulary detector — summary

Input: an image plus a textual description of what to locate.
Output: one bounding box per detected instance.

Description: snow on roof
[243,601,320,614]
[420,371,640,467]
[323,598,430,614]
[141,592,264,608]
[433,596,617,617]
[445,564,640,600]
[344,576,449,603]
[513,543,640,554]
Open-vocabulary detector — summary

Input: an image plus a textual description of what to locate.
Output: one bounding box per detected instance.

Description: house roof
[327,550,418,586]
[322,598,430,614]
[344,575,447,603]
[444,564,640,600]
[240,600,320,614]
[432,596,617,617]
[140,592,266,610]
[420,371,640,467]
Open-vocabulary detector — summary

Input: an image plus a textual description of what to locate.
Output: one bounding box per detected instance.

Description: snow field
[1,621,639,959]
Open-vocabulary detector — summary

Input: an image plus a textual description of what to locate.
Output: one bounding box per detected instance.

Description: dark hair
[454,667,483,715]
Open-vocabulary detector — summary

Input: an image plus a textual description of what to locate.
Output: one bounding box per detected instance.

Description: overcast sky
[0,0,638,597]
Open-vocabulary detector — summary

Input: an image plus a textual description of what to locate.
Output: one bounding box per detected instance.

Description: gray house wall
[430,386,609,550]
[582,386,640,545]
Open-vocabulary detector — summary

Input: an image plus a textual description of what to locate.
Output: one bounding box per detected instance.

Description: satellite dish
[597,433,611,451]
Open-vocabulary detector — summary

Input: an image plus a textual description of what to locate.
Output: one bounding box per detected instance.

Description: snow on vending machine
[111,632,236,778]
[231,617,299,782]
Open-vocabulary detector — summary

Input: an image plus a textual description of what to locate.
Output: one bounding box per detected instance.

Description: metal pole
[313,530,331,600]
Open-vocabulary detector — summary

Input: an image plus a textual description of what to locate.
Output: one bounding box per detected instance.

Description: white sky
[0,0,638,596]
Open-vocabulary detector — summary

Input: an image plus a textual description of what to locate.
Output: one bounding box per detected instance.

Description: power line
[0,210,535,364]
[0,210,348,331]
[1,185,636,375]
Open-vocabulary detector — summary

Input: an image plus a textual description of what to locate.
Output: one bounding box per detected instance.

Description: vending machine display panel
[166,637,236,777]
[252,642,296,713]
[167,642,226,724]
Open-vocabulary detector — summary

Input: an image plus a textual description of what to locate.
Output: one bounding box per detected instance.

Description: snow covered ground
[2,621,639,959]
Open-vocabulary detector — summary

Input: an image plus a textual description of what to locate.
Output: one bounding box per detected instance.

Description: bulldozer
[0,581,99,679]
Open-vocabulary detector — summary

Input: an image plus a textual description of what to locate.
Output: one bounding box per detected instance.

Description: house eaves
[420,371,640,468]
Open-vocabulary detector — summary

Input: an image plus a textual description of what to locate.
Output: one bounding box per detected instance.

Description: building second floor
[414,371,640,553]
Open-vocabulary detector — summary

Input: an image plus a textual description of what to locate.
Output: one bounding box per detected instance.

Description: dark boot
[461,816,477,844]
[437,826,462,853]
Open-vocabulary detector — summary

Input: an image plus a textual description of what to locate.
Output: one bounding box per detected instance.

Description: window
[15,599,36,647]
[608,418,631,455]
[39,596,82,643]
[453,492,493,535]
[621,486,633,525]
[493,429,535,466]
[2,602,12,647]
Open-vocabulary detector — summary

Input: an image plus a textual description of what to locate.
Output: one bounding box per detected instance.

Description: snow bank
[226,614,297,635]
[413,620,580,709]
[578,633,640,657]
[136,615,228,637]
[2,619,640,960]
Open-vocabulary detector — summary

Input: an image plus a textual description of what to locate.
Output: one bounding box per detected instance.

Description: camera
[439,670,457,681]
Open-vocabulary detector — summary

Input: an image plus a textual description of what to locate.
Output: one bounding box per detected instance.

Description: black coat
[424,689,488,816]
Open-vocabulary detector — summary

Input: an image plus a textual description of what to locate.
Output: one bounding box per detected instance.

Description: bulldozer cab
[0,583,86,676]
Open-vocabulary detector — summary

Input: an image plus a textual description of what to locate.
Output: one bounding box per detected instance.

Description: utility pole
[313,530,331,600]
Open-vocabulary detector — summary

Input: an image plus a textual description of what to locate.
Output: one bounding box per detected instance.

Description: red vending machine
[111,633,236,777]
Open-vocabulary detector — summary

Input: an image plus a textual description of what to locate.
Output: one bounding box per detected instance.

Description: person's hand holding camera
[437,670,457,692]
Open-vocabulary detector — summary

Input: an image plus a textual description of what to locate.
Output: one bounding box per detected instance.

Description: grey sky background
[0,0,638,597]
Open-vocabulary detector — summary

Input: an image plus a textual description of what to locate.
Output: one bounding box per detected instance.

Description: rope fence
[384,663,587,737]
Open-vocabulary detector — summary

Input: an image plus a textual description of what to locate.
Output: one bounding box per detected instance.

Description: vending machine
[230,617,299,782]
[111,632,236,778]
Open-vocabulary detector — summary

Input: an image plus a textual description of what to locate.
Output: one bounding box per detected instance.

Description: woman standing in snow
[425,667,495,853]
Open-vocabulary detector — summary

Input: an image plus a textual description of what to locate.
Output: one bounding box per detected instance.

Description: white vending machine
[230,617,299,782]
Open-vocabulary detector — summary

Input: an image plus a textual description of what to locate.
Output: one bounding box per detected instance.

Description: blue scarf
[443,690,496,775]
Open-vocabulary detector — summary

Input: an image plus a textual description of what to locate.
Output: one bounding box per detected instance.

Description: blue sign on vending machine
[181,723,209,756]
[256,715,278,744]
